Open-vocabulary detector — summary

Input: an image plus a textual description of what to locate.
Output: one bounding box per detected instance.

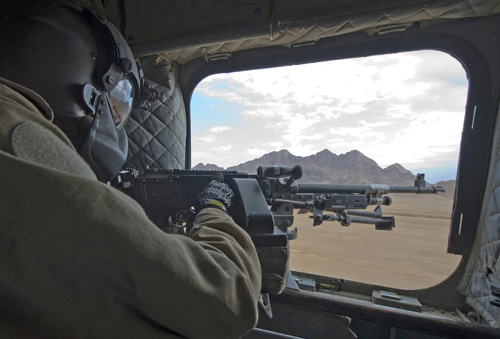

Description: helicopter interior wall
[458,115,500,327]
[255,295,500,338]
[178,13,498,255]
[122,0,500,65]
[173,14,500,329]
[96,0,500,333]
[123,61,187,173]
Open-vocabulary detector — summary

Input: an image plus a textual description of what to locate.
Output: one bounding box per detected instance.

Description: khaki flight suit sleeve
[0,81,262,338]
[0,152,262,338]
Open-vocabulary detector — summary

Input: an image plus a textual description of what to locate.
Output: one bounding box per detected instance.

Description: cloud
[360,120,393,128]
[247,148,265,157]
[208,126,231,133]
[191,50,467,179]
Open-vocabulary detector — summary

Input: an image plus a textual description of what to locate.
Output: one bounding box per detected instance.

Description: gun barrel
[292,184,373,194]
[388,185,445,194]
[291,184,444,194]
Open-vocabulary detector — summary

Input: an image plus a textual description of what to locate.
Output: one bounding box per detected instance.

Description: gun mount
[256,165,444,232]
[115,165,444,294]
[116,165,445,235]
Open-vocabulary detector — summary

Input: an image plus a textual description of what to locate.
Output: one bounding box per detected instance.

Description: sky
[190,50,468,183]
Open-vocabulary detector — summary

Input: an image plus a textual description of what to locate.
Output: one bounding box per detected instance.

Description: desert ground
[288,193,462,290]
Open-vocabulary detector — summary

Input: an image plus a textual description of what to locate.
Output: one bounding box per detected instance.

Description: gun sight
[257,165,302,180]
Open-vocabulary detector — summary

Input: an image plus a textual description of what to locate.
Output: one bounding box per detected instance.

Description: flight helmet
[0,2,145,181]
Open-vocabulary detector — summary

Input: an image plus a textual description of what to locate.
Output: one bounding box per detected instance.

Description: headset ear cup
[0,3,138,181]
[0,5,102,118]
[87,8,143,103]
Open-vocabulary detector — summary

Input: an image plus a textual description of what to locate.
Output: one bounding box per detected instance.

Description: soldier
[0,1,261,338]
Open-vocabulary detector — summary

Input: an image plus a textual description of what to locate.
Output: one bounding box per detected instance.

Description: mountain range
[193,149,454,189]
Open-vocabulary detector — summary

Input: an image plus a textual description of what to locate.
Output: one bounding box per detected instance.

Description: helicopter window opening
[191,50,466,289]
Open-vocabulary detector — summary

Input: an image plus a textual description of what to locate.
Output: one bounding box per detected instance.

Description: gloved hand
[196,179,235,213]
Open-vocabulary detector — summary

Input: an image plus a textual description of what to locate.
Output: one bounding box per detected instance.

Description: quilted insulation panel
[124,0,500,64]
[465,151,500,327]
[124,76,186,173]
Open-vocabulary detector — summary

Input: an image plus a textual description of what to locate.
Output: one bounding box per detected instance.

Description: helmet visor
[108,75,135,128]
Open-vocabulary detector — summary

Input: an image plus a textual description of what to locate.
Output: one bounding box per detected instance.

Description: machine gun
[114,165,444,294]
[257,165,445,233]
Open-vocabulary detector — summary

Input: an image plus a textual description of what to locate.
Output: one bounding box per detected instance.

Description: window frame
[179,15,499,261]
